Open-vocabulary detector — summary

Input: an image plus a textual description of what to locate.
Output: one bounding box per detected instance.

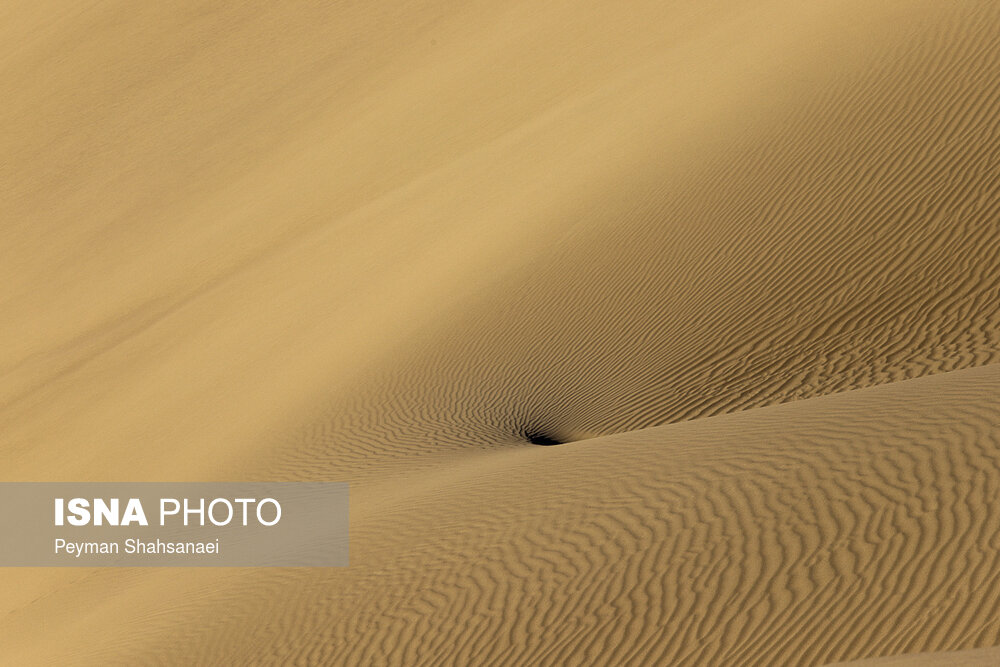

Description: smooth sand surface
[829,646,1000,666]
[2,1,999,664]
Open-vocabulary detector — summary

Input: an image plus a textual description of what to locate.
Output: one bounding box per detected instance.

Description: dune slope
[1,0,1000,665]
[1,1,998,482]
[2,366,998,665]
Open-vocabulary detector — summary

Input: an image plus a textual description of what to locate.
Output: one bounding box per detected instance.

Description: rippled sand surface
[2,1,999,664]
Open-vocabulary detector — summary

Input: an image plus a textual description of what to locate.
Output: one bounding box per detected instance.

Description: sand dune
[2,367,998,665]
[2,0,999,664]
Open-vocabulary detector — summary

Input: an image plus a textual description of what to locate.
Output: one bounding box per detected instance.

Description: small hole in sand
[524,430,564,446]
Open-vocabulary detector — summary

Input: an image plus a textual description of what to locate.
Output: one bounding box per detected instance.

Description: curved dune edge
[2,364,997,665]
[827,645,1000,666]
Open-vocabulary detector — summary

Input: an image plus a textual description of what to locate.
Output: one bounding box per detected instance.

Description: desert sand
[830,646,1000,667]
[2,0,999,665]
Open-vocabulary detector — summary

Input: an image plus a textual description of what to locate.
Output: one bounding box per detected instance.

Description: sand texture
[829,646,1000,667]
[2,0,999,664]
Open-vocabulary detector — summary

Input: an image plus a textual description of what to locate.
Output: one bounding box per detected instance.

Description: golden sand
[2,1,998,664]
